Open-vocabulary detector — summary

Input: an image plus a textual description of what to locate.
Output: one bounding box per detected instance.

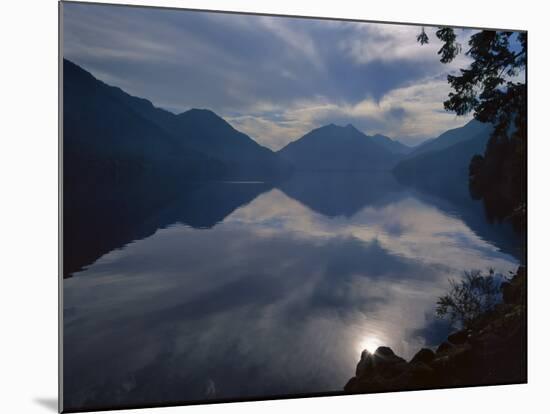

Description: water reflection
[63,172,520,410]
[63,180,273,277]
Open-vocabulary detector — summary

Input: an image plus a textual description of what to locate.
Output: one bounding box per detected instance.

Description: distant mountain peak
[183,108,217,116]
[313,123,362,135]
[369,133,412,155]
[179,108,222,121]
[316,122,349,128]
[345,123,361,132]
[64,59,290,180]
[278,121,403,171]
[176,107,234,132]
[406,119,492,158]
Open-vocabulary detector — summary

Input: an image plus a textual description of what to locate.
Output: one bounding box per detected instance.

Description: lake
[63,172,521,410]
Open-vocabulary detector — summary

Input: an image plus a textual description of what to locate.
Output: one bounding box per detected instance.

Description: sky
[63,2,481,149]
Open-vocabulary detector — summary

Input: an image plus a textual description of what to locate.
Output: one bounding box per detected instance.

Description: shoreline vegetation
[344,266,526,393]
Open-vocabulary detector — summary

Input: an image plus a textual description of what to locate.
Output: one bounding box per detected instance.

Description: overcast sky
[63,2,480,149]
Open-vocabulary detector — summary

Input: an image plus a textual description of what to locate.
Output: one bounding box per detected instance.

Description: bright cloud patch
[64,3,481,149]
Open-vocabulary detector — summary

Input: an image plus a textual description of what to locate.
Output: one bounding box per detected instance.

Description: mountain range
[63,57,493,189]
[63,59,497,277]
[393,119,493,188]
[370,134,413,155]
[277,124,407,171]
[406,119,492,158]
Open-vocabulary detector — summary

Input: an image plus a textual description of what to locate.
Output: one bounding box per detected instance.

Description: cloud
[225,188,516,272]
[64,184,519,404]
[339,24,472,69]
[227,76,472,149]
[256,16,326,73]
[341,24,437,65]
[63,3,489,149]
[226,115,308,151]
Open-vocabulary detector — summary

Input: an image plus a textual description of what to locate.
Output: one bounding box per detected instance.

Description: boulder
[353,347,408,384]
[355,350,374,377]
[410,348,435,365]
[371,347,407,378]
[373,347,406,365]
[344,267,527,393]
[404,361,436,386]
[436,341,454,354]
[447,330,468,345]
[375,346,396,357]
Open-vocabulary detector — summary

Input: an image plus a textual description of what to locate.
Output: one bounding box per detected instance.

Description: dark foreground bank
[345,267,527,393]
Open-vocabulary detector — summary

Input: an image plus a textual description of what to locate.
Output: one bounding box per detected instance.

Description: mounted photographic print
[60,1,527,412]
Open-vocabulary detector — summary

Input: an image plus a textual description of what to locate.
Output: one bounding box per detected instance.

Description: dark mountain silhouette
[391,121,522,260]
[121,100,291,177]
[63,59,290,180]
[392,119,493,201]
[64,181,273,278]
[406,119,492,158]
[411,187,522,261]
[164,109,291,178]
[77,65,289,178]
[63,59,287,277]
[393,128,491,186]
[63,59,225,178]
[413,137,436,148]
[370,134,412,155]
[276,171,521,261]
[63,58,518,279]
[277,124,403,171]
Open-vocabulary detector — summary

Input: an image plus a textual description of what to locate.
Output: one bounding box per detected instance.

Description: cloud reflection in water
[63,176,519,409]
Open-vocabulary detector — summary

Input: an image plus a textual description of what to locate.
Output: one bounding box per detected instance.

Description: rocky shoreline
[344,267,527,393]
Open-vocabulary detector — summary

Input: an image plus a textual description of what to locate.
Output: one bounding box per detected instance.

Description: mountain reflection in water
[63,172,521,410]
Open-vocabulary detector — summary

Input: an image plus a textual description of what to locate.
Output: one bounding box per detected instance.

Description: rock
[344,267,527,393]
[502,281,524,306]
[405,361,436,386]
[447,330,468,345]
[432,342,474,378]
[375,346,396,357]
[355,350,374,377]
[373,346,406,365]
[343,377,359,392]
[373,347,406,366]
[449,343,473,364]
[431,354,451,370]
[475,331,502,349]
[501,266,526,305]
[371,347,407,378]
[410,348,435,365]
[353,346,408,384]
[436,341,454,354]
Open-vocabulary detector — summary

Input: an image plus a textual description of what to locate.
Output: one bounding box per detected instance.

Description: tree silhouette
[436,269,503,328]
[418,29,526,232]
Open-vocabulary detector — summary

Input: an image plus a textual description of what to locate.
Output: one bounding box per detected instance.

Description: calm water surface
[63,172,520,409]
